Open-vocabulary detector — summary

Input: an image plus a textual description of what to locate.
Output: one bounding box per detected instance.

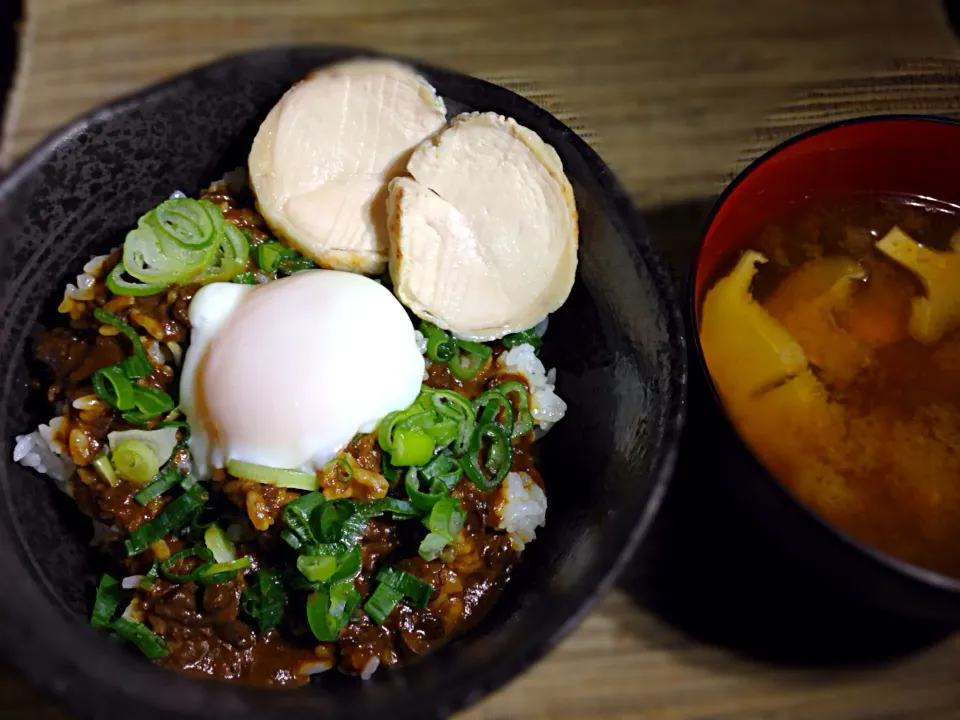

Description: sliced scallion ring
[160,545,214,583]
[204,524,237,564]
[199,557,251,585]
[149,197,219,249]
[112,440,160,485]
[493,380,534,438]
[226,459,318,491]
[111,617,170,659]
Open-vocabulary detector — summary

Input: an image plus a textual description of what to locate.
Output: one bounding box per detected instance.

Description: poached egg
[179,270,424,480]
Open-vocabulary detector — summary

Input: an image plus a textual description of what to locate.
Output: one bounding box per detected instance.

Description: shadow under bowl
[0,47,686,720]
[688,115,960,624]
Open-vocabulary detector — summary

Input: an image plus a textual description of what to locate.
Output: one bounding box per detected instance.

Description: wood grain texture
[5,1,960,719]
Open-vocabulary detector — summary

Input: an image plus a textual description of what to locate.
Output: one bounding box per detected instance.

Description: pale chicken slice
[248,59,447,274]
[387,112,578,340]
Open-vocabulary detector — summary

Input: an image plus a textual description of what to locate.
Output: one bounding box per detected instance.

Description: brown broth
[704,194,960,578]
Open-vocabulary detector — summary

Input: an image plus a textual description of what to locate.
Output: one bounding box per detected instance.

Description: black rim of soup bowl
[688,113,960,623]
[0,47,687,719]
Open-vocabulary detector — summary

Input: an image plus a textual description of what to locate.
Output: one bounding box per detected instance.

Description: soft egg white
[179,270,424,479]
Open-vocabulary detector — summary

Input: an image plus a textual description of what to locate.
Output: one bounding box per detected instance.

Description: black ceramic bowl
[689,115,960,624]
[0,48,685,719]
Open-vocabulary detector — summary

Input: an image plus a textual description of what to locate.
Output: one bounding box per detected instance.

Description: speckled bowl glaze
[0,47,685,720]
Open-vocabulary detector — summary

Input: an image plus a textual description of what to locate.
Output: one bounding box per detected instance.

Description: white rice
[493,471,547,551]
[121,575,144,590]
[413,329,427,355]
[360,657,381,680]
[12,415,75,492]
[59,254,111,309]
[301,660,334,676]
[498,344,567,431]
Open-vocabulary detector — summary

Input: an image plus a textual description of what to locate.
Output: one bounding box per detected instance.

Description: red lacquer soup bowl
[689,115,960,623]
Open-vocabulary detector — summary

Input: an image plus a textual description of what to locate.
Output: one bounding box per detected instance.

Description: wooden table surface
[5,1,960,718]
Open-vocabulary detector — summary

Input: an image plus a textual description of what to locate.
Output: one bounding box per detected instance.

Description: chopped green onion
[297,555,338,583]
[455,339,492,358]
[280,529,303,551]
[278,255,316,274]
[107,264,167,296]
[226,459,318,491]
[231,271,258,285]
[107,427,180,466]
[390,427,436,466]
[159,545,214,583]
[405,468,449,513]
[282,492,326,548]
[363,583,403,625]
[429,389,476,454]
[92,308,152,378]
[421,451,461,489]
[502,327,542,351]
[122,203,218,287]
[112,197,258,296]
[90,574,121,628]
[308,581,363,641]
[199,556,251,585]
[425,496,466,539]
[133,469,180,505]
[419,533,450,561]
[472,389,515,437]
[461,422,511,490]
[200,223,251,283]
[450,350,486,380]
[358,497,419,519]
[419,496,466,561]
[204,524,236,564]
[336,456,353,481]
[381,453,401,484]
[241,568,286,631]
[420,321,456,363]
[125,484,207,556]
[375,565,433,608]
[121,385,175,425]
[91,453,118,486]
[141,562,160,589]
[92,365,135,410]
[111,617,170,659]
[112,440,159,485]
[150,197,219,249]
[493,380,534,438]
[256,241,297,273]
[329,546,363,583]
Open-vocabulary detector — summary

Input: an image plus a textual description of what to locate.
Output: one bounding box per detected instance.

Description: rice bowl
[0,47,684,720]
[13,59,575,686]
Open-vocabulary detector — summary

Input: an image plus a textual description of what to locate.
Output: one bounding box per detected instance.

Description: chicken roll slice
[249,59,447,274]
[387,112,578,340]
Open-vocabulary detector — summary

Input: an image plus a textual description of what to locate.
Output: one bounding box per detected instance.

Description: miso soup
[699,194,960,578]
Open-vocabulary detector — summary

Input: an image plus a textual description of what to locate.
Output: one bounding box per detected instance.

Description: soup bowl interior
[0,47,685,719]
[691,115,960,620]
